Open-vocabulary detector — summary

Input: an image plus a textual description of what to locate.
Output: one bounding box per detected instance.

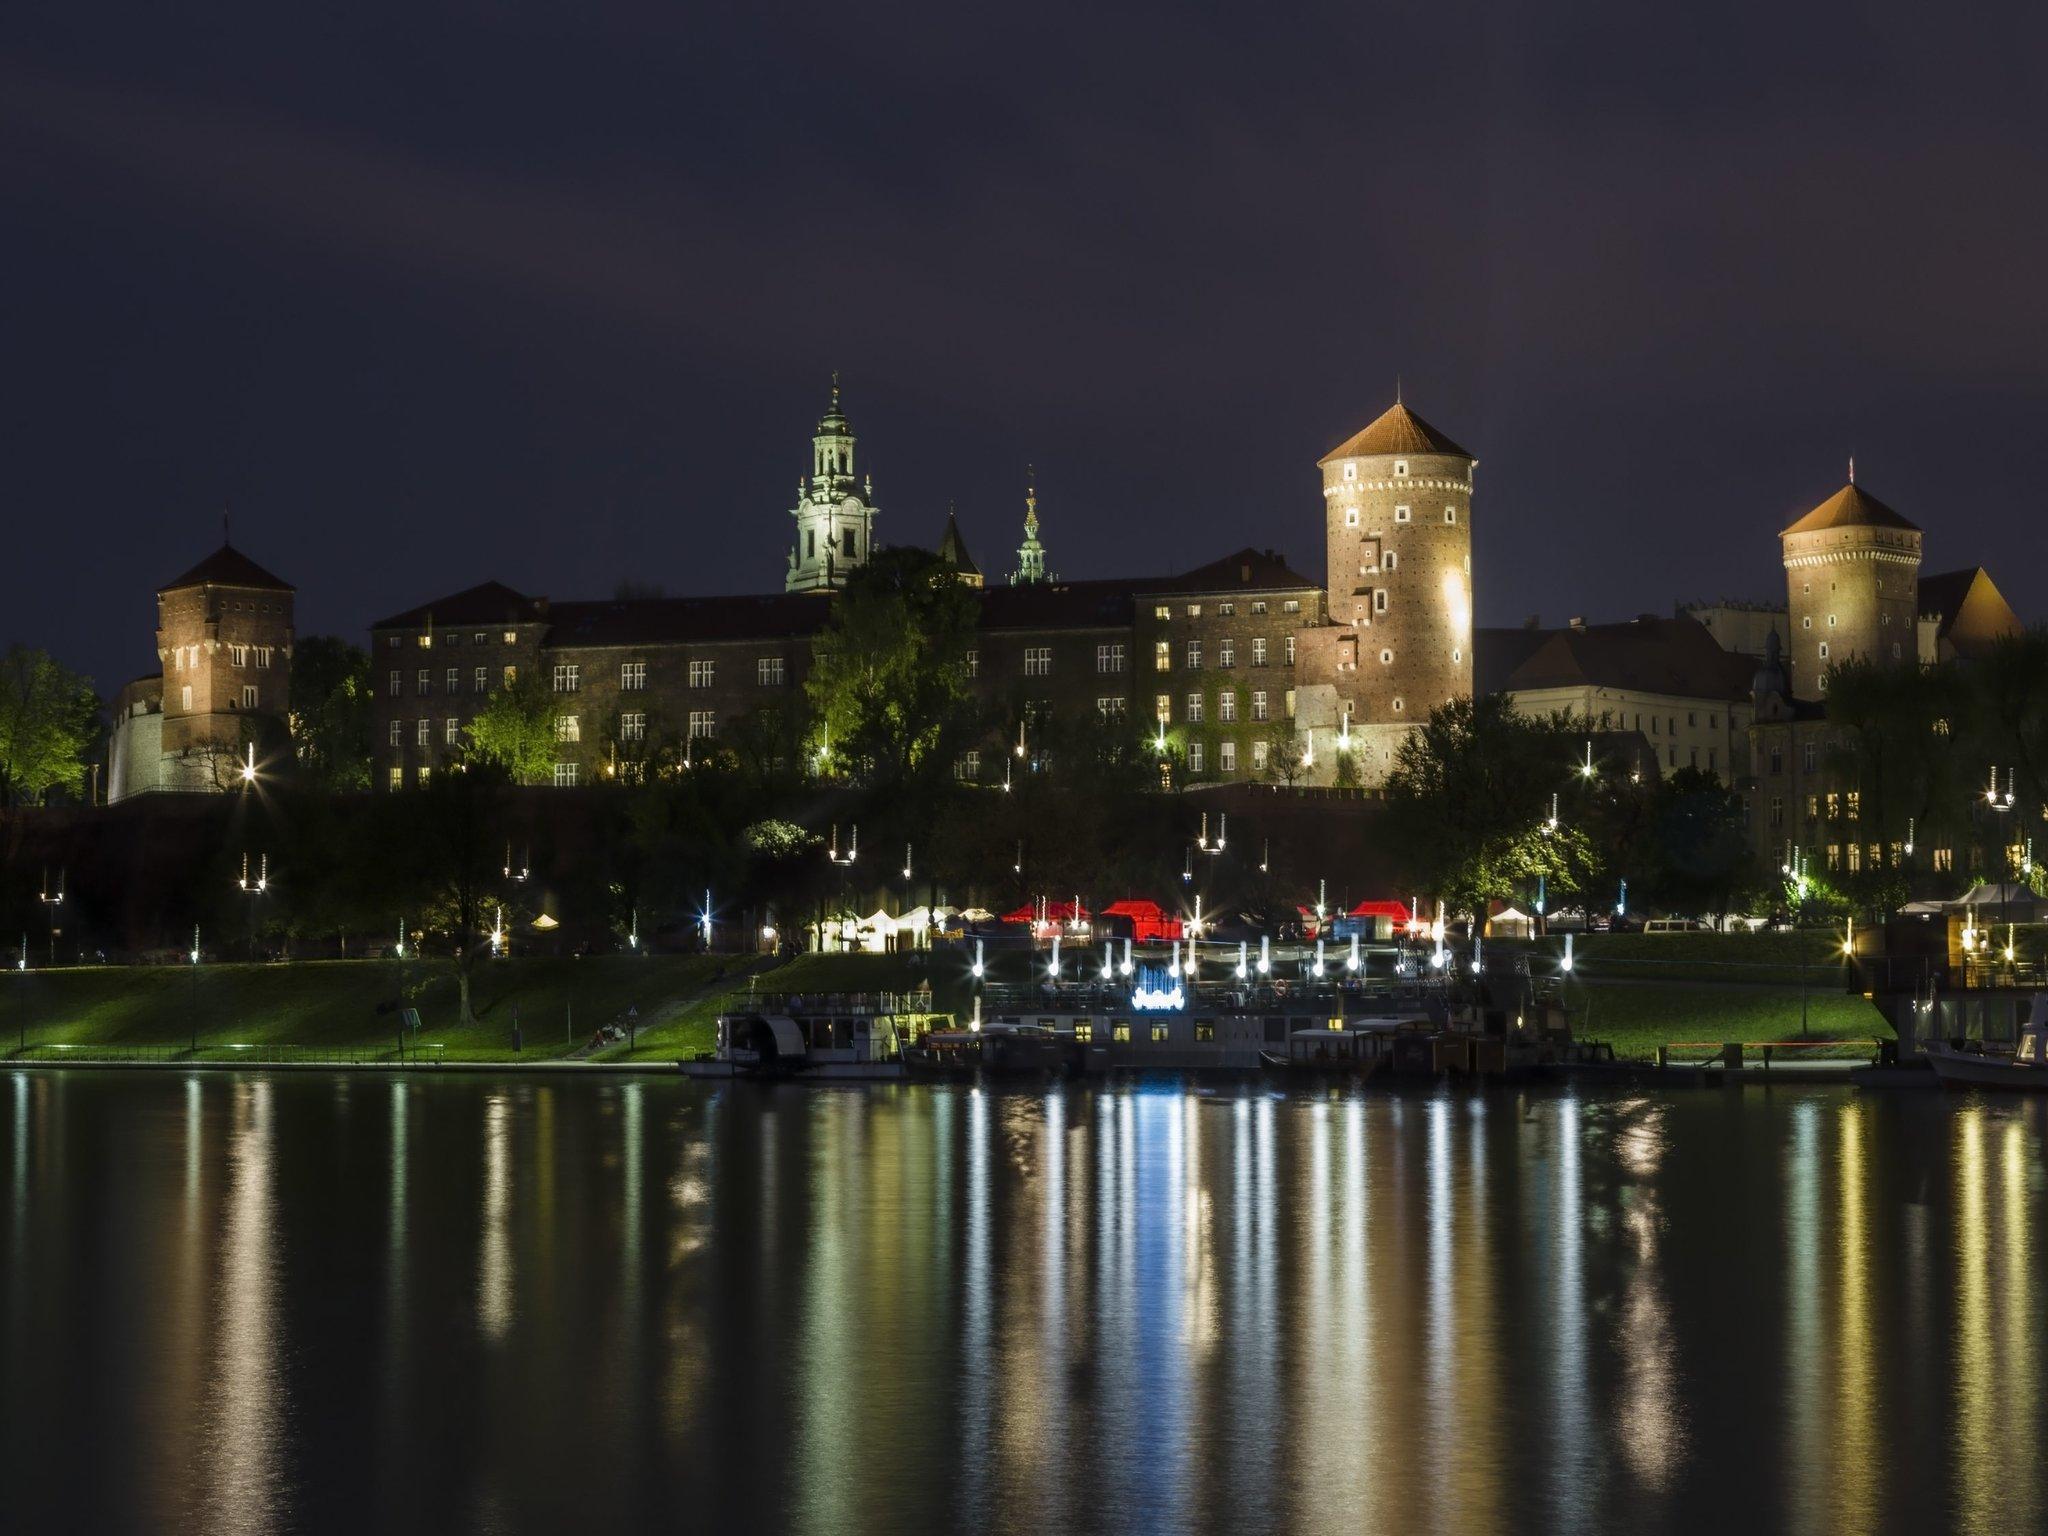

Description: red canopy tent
[1349,899,1415,923]
[999,900,1090,924]
[1101,899,1183,942]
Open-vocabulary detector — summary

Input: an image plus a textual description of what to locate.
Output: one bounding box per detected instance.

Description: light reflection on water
[3,1075,2048,1535]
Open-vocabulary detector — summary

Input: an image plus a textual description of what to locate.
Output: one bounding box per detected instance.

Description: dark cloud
[1,1,2044,694]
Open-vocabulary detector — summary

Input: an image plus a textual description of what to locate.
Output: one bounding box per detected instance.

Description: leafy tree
[388,762,509,1026]
[464,673,557,785]
[805,547,980,788]
[1263,717,1306,788]
[1639,766,1761,920]
[288,635,373,791]
[0,646,99,806]
[1382,695,1593,920]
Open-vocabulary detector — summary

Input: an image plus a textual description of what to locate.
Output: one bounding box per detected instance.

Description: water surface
[3,1070,2041,1534]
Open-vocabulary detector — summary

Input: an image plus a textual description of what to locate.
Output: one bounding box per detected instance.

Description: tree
[463,673,558,785]
[1639,766,1761,920]
[1381,695,1593,920]
[805,547,981,788]
[1263,717,1306,788]
[0,646,99,807]
[288,636,373,791]
[389,762,510,1027]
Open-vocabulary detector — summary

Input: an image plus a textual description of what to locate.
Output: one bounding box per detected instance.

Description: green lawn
[2,954,750,1062]
[1564,979,1888,1060]
[1,945,1893,1068]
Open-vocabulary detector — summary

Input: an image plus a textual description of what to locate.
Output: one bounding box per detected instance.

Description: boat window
[1112,1020,1131,1042]
[1195,1021,1215,1042]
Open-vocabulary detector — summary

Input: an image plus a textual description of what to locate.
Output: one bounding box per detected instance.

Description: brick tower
[1315,400,1476,739]
[156,542,296,787]
[1780,471,1922,698]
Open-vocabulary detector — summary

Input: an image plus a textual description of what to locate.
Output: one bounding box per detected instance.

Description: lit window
[1186,604,1201,618]
[1283,600,1300,614]
[688,660,713,688]
[1285,635,1296,664]
[756,657,784,686]
[1218,603,1234,616]
[1153,605,1171,620]
[553,664,580,693]
[1253,740,1270,771]
[503,631,517,645]
[688,710,716,739]
[622,662,648,691]
[620,712,646,742]
[503,665,518,689]
[1219,741,1236,772]
[1219,691,1237,722]
[553,762,579,787]
[417,765,431,787]
[388,766,403,790]
[1155,640,1172,672]
[1155,694,1171,723]
[555,715,580,742]
[1186,692,1203,723]
[1251,601,1267,615]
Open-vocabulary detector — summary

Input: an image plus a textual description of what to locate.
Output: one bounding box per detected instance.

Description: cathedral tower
[1316,399,1475,730]
[786,374,880,593]
[1010,468,1053,585]
[1780,472,1922,697]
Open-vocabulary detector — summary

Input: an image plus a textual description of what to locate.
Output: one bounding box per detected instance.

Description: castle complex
[363,384,1467,794]
[106,377,2027,875]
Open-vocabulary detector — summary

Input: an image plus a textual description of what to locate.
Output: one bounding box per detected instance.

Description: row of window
[1151,636,1293,672]
[956,735,1277,781]
[390,710,713,751]
[1155,688,1284,724]
[1340,504,1457,528]
[394,630,520,649]
[171,645,274,671]
[174,684,260,712]
[1149,599,1300,620]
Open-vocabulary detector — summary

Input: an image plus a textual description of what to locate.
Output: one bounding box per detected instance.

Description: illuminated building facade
[108,543,296,801]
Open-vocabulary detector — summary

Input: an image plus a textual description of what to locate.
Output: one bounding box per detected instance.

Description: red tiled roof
[1782,483,1918,536]
[1319,402,1471,463]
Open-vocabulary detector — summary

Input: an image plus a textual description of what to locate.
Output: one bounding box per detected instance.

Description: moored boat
[1926,993,2048,1090]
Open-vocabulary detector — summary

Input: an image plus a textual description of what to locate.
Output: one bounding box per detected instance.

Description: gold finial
[1848,454,1855,485]
[829,369,840,409]
[1024,465,1038,533]
[1395,374,1402,406]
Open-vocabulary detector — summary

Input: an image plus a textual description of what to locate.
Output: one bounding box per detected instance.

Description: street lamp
[39,868,64,966]
[1579,739,1597,780]
[239,742,258,784]
[1987,766,2016,813]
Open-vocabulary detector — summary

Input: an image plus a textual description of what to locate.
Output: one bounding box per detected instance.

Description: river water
[1,1071,2042,1535]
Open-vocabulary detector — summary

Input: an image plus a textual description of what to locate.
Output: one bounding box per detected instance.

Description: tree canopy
[0,645,99,807]
[463,673,558,785]
[805,546,981,788]
[288,635,374,792]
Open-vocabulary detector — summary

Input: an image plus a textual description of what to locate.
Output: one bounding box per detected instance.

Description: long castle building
[366,384,1469,792]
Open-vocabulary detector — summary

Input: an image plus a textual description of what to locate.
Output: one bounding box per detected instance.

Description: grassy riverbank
[1,933,1890,1066]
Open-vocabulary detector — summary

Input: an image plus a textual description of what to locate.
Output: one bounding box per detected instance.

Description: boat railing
[736,990,927,1018]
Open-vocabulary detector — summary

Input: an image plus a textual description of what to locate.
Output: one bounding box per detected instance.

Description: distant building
[1481,614,1756,780]
[108,543,296,801]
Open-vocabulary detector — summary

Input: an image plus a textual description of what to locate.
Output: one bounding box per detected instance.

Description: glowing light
[1120,939,1133,977]
[1561,932,1575,974]
[1347,934,1361,972]
[1049,934,1061,980]
[1441,569,1471,637]
[239,742,257,783]
[1579,740,1596,779]
[1131,982,1186,1011]
[1257,935,1271,976]
[971,937,985,979]
[1235,940,1248,980]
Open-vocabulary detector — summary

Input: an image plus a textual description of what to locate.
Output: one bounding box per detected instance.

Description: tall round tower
[1779,474,1921,698]
[1317,400,1476,728]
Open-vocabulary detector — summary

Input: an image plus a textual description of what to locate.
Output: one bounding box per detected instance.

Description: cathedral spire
[1010,466,1052,585]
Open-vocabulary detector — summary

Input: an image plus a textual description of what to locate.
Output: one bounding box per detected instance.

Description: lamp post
[38,868,63,966]
[237,851,269,961]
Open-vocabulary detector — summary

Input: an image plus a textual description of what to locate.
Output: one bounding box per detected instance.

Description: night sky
[5,2,2045,695]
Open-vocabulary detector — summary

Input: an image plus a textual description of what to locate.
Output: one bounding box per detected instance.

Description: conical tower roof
[1319,401,1471,464]
[1782,482,1918,536]
[937,507,980,580]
